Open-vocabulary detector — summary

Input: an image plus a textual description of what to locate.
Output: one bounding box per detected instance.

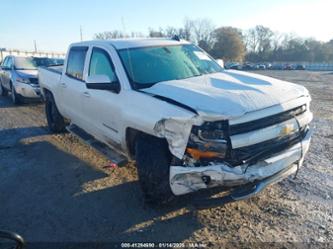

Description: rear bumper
[169,128,312,196]
[15,82,41,99]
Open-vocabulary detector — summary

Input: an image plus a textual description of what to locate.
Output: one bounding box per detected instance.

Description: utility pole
[33,40,37,53]
[0,48,5,62]
[80,25,83,41]
[121,17,127,37]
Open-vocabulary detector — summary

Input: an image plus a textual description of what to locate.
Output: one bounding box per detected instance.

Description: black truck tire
[135,134,174,205]
[45,92,66,133]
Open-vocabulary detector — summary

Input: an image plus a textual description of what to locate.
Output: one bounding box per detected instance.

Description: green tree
[211,27,246,62]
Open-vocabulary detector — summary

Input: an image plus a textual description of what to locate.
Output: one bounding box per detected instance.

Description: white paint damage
[143,70,309,119]
[169,129,312,195]
[148,70,313,196]
[148,69,311,159]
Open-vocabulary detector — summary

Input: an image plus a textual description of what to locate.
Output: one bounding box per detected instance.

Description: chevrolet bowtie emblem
[281,124,294,136]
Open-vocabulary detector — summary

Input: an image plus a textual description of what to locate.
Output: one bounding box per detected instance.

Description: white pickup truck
[38,38,312,205]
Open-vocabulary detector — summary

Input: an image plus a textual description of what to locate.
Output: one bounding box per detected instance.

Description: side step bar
[66,124,128,166]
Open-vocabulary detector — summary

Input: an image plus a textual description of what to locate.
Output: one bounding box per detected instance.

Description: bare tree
[94,30,128,39]
[184,18,215,49]
[148,28,165,38]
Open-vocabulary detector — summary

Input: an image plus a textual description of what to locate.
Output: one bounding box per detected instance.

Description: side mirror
[86,74,120,93]
[216,59,224,68]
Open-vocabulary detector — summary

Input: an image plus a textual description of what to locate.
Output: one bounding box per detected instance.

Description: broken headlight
[186,121,228,162]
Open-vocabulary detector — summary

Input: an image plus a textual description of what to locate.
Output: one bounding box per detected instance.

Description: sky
[0,0,332,52]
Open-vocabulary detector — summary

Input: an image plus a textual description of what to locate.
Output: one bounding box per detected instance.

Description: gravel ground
[0,71,332,247]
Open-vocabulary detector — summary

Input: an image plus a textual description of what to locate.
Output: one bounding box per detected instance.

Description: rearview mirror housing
[86,74,120,93]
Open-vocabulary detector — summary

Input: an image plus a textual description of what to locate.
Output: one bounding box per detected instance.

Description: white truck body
[39,39,312,199]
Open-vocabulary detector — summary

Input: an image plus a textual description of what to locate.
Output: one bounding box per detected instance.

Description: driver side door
[81,46,123,147]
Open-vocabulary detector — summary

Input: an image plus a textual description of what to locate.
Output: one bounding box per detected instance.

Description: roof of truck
[70,38,190,50]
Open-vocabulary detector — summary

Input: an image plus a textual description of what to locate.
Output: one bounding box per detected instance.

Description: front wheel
[10,83,21,104]
[0,81,8,96]
[135,135,174,205]
[45,92,66,133]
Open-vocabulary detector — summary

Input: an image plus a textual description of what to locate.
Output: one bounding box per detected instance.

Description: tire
[45,92,66,133]
[10,83,21,104]
[135,134,174,205]
[0,81,8,96]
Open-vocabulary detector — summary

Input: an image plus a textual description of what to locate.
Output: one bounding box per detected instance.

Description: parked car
[257,63,266,70]
[272,63,284,70]
[283,63,295,70]
[265,63,272,69]
[39,39,312,205]
[0,56,41,104]
[242,63,255,70]
[295,64,306,70]
[225,62,242,70]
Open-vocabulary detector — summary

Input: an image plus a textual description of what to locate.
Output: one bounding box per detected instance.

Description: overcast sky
[0,0,332,52]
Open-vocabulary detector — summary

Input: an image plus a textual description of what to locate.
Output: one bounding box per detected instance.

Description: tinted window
[89,48,117,82]
[7,58,14,68]
[66,47,88,80]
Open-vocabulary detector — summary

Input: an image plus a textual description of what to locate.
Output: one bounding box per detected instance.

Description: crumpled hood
[142,70,309,119]
[16,70,38,78]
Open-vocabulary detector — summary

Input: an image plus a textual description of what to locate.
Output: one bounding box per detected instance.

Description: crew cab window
[7,58,13,68]
[66,47,88,81]
[88,48,117,82]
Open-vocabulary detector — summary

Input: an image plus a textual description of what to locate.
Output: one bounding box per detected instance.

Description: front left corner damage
[153,117,203,159]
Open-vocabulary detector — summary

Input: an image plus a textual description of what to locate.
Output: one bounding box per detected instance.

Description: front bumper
[169,128,312,196]
[15,82,41,99]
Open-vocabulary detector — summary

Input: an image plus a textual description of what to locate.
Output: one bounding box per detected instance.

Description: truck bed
[38,66,63,96]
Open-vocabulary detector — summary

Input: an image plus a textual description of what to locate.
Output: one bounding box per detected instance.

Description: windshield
[14,57,37,70]
[118,44,223,89]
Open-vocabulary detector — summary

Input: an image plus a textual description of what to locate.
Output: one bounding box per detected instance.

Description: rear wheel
[45,92,66,133]
[10,82,21,104]
[0,81,8,96]
[135,134,174,205]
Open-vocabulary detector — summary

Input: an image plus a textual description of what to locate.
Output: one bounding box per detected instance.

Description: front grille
[226,127,307,166]
[29,78,38,84]
[229,105,306,136]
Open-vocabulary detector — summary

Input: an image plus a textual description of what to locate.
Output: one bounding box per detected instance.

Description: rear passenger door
[59,46,88,128]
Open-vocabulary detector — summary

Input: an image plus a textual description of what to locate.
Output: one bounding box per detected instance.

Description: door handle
[83,91,90,97]
[60,83,67,88]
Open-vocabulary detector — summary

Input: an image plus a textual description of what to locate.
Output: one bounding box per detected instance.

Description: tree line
[94,18,333,63]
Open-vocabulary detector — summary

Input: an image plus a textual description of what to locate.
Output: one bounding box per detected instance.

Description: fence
[0,49,65,62]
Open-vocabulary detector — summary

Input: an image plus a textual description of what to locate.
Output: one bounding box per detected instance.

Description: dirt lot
[0,71,332,247]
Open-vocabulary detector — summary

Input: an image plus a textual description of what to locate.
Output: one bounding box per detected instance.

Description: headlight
[192,121,227,141]
[16,77,31,84]
[186,121,228,161]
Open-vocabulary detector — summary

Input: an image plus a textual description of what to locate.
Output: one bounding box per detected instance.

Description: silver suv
[0,56,40,104]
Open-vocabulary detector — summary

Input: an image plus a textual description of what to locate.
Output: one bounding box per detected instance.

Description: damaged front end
[154,101,313,197]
